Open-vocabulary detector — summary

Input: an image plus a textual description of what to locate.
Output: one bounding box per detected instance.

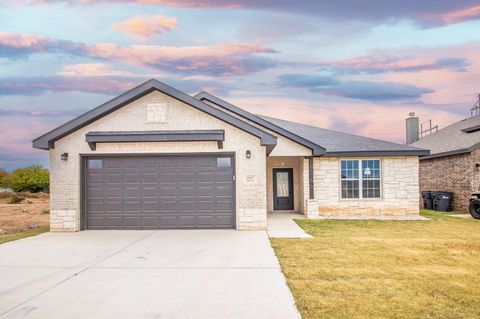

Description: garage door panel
[216,200,234,210]
[85,155,235,229]
[143,187,159,197]
[215,215,235,228]
[88,173,104,184]
[178,216,196,228]
[104,217,123,228]
[123,187,140,197]
[103,201,123,212]
[124,216,141,227]
[103,158,123,169]
[160,201,177,211]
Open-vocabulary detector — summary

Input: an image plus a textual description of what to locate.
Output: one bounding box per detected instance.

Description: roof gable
[194,91,325,156]
[32,79,277,152]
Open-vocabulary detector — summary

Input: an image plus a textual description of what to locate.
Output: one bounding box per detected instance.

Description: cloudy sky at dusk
[1,0,480,170]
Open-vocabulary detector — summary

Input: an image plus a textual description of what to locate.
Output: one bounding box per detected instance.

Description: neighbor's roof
[409,114,480,159]
[258,116,429,156]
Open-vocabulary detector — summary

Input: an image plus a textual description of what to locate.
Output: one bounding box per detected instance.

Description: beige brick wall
[266,156,304,213]
[419,150,480,212]
[304,156,420,217]
[49,90,267,231]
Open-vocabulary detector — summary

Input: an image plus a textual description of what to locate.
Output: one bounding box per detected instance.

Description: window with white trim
[341,159,381,199]
[146,102,167,123]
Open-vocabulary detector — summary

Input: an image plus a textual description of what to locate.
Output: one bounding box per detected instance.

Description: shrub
[10,166,49,193]
[8,195,25,204]
[0,169,10,189]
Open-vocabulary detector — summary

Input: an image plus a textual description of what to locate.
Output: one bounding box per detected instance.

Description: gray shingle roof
[409,114,480,157]
[258,116,428,156]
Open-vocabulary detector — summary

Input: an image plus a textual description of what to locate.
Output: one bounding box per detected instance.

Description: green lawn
[0,227,49,245]
[271,210,480,319]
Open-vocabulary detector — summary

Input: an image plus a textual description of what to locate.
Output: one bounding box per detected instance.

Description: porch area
[266,156,311,215]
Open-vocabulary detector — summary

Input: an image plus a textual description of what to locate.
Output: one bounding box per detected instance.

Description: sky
[1,1,480,170]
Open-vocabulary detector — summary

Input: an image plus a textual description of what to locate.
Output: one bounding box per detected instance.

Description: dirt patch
[0,193,49,233]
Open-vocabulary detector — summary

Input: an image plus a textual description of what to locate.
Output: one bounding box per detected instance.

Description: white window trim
[339,158,383,200]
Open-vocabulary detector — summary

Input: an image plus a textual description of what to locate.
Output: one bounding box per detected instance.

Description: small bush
[42,208,50,214]
[0,192,15,199]
[8,195,25,204]
[10,166,49,193]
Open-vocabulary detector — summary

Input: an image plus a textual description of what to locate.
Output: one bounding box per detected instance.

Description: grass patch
[0,227,49,245]
[271,210,480,319]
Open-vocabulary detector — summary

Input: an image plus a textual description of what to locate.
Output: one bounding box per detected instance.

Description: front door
[273,168,294,211]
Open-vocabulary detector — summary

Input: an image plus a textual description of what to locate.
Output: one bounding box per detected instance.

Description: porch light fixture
[246,150,251,159]
[364,167,371,176]
[61,153,68,161]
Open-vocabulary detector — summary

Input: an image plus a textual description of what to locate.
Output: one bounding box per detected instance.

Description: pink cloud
[0,32,50,48]
[377,42,480,106]
[85,42,277,75]
[0,76,137,96]
[317,55,469,74]
[424,5,480,25]
[0,118,52,157]
[112,14,177,39]
[57,63,144,77]
[0,32,277,75]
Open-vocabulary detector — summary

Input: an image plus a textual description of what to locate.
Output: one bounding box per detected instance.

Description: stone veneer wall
[419,149,480,212]
[304,156,420,217]
[49,90,267,231]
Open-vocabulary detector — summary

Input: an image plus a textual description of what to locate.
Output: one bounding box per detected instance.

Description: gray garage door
[84,155,235,229]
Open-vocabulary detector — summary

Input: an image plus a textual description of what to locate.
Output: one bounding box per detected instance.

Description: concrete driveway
[0,230,299,319]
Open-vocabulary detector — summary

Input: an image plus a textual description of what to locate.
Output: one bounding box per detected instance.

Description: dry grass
[271,210,480,319]
[0,192,49,244]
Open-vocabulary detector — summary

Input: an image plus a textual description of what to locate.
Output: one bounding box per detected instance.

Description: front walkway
[267,212,312,238]
[0,230,300,319]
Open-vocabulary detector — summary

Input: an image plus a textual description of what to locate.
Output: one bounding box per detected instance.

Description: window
[88,159,103,169]
[341,159,381,199]
[146,102,167,123]
[217,157,231,168]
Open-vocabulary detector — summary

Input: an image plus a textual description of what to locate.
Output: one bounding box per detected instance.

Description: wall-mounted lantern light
[476,163,480,171]
[246,150,251,159]
[61,153,69,161]
[364,167,371,176]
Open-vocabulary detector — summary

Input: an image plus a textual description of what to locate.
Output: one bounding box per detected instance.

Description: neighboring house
[409,114,480,212]
[33,79,428,231]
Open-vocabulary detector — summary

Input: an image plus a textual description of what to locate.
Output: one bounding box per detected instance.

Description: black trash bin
[422,191,433,210]
[432,191,453,212]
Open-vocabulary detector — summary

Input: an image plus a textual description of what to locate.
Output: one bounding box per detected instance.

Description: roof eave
[324,150,430,157]
[420,148,471,160]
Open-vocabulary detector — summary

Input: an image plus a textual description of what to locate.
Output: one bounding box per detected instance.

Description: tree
[10,166,49,193]
[0,169,10,190]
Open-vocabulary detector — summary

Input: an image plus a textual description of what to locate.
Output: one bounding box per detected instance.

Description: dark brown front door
[273,168,294,211]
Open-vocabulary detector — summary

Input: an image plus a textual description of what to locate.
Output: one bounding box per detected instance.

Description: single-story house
[33,79,428,231]
[409,113,480,212]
